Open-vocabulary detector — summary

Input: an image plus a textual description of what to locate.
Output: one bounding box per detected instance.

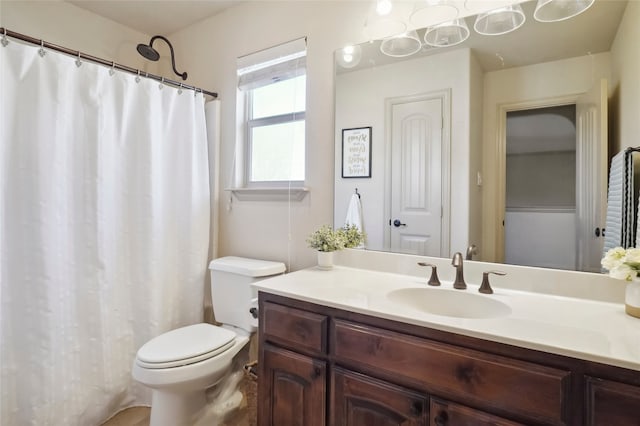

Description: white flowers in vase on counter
[601,247,640,280]
[601,246,640,319]
[306,224,365,252]
[307,225,364,270]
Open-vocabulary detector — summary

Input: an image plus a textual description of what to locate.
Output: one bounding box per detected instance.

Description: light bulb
[336,44,362,69]
[376,0,393,16]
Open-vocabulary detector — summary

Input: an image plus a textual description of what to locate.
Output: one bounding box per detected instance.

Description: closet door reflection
[505,105,577,270]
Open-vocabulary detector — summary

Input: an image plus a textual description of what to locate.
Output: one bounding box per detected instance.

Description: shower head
[136,35,187,80]
[136,43,160,61]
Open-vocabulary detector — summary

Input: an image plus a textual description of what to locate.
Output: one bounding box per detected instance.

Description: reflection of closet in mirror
[505,105,576,270]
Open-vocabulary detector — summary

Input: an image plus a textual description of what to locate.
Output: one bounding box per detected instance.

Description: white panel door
[576,78,608,272]
[390,98,443,255]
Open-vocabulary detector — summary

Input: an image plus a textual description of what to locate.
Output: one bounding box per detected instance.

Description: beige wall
[468,50,484,256]
[169,1,373,271]
[610,0,640,154]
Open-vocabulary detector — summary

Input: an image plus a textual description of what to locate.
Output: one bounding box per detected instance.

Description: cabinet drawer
[333,320,571,425]
[585,377,640,425]
[262,302,328,354]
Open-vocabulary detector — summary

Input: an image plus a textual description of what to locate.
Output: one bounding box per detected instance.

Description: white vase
[626,278,640,319]
[317,251,334,270]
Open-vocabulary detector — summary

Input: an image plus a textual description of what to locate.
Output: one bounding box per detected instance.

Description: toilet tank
[209,256,285,333]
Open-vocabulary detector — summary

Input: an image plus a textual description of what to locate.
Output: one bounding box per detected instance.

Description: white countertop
[253,266,640,372]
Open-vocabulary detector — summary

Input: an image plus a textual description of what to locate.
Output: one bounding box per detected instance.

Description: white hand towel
[345,193,364,248]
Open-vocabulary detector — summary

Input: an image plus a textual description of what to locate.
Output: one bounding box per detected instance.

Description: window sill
[227,187,309,202]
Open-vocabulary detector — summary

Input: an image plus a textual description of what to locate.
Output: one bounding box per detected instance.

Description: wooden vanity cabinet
[258,293,640,426]
[584,377,640,425]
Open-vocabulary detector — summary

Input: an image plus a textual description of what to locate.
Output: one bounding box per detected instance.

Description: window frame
[243,77,307,188]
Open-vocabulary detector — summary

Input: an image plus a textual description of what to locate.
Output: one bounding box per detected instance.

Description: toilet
[132,256,285,426]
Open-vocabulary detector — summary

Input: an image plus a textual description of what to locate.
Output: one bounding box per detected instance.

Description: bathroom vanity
[254,258,640,426]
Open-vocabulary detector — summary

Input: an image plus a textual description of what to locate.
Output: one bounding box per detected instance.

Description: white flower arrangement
[601,247,640,281]
[306,224,365,252]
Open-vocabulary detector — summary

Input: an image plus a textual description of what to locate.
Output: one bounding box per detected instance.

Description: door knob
[392,219,406,227]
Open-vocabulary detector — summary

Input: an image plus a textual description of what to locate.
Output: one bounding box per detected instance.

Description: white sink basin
[387,287,512,319]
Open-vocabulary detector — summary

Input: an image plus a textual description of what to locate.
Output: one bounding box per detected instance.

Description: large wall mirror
[333,0,638,272]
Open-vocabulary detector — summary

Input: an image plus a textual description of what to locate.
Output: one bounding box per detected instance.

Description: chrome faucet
[451,252,467,290]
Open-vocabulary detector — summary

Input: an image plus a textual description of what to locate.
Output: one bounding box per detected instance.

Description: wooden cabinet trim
[585,376,640,426]
[332,367,428,425]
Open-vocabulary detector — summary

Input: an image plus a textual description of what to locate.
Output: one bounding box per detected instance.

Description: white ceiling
[67,0,242,35]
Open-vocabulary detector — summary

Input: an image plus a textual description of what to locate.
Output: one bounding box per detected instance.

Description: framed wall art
[341,127,372,178]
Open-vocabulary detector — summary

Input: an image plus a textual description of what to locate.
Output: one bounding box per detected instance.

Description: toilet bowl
[132,257,285,426]
[132,324,249,426]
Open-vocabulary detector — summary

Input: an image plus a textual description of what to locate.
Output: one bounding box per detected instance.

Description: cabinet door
[430,398,524,426]
[332,367,428,426]
[585,377,640,426]
[259,345,326,426]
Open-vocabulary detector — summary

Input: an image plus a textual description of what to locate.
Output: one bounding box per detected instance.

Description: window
[237,38,306,187]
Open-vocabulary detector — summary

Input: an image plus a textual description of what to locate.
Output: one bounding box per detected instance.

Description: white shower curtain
[0,40,211,424]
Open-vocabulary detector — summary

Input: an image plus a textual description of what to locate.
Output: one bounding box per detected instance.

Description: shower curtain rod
[0,28,218,99]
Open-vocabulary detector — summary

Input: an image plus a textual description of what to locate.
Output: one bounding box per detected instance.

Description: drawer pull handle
[434,411,448,426]
[410,400,423,416]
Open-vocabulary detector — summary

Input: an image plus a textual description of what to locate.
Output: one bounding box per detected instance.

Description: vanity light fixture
[424,18,470,47]
[376,0,393,16]
[410,0,459,29]
[474,3,526,36]
[533,0,595,22]
[380,30,422,57]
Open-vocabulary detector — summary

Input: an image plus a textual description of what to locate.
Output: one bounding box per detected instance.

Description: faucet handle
[479,270,506,294]
[417,262,441,286]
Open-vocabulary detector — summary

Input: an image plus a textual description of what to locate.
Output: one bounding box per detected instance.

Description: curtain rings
[1,29,8,47]
[159,77,164,90]
[135,70,141,83]
[38,40,46,57]
[75,52,82,68]
[178,83,183,95]
[108,61,115,76]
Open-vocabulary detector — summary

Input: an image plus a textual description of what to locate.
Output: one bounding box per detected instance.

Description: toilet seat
[136,323,236,369]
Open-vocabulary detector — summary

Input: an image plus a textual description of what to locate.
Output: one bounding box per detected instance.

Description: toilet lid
[136,323,236,369]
